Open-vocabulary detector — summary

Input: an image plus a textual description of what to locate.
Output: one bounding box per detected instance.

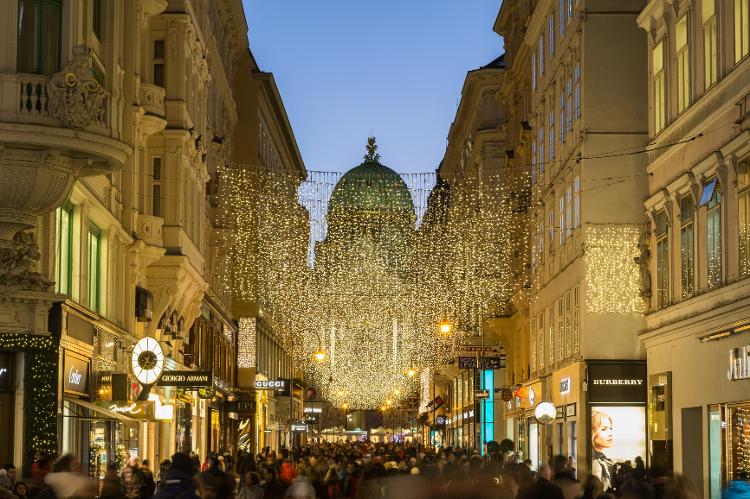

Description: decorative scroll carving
[0,232,53,294]
[47,45,108,129]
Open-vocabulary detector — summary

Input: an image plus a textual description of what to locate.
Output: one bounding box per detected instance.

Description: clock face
[131,337,164,385]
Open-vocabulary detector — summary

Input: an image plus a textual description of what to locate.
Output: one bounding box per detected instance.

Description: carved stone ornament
[0,231,54,294]
[633,224,652,300]
[48,45,109,129]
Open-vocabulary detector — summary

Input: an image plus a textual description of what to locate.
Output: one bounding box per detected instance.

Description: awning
[63,398,139,427]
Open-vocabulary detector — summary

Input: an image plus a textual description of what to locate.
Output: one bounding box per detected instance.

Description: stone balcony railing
[139,84,166,118]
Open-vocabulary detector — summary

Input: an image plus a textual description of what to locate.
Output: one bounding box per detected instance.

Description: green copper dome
[328,159,416,217]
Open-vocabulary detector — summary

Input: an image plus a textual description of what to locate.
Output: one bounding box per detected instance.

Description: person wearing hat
[153,453,199,499]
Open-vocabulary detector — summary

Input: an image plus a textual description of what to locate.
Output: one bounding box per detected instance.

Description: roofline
[253,71,306,177]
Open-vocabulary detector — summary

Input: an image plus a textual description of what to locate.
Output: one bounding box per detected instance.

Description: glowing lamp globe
[534,401,556,425]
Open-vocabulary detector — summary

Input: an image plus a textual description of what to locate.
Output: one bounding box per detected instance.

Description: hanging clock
[131,337,164,385]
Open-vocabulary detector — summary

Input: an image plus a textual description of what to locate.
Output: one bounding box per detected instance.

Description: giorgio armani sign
[587,361,647,403]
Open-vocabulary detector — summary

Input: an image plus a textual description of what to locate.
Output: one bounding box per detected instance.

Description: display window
[590,405,647,491]
[709,402,750,498]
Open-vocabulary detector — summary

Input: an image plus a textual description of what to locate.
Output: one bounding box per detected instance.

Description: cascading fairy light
[218,140,528,409]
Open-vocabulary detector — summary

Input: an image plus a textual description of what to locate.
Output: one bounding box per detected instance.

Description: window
[676,15,691,113]
[564,291,572,358]
[736,0,750,63]
[532,52,537,90]
[549,110,555,160]
[88,224,101,313]
[559,0,566,38]
[655,210,670,308]
[573,175,581,227]
[703,179,723,289]
[153,40,166,87]
[548,209,555,248]
[55,203,73,295]
[739,161,750,276]
[538,37,545,77]
[532,138,537,185]
[566,78,573,130]
[680,196,696,298]
[17,0,62,74]
[549,15,555,57]
[547,305,554,366]
[557,298,564,361]
[572,285,579,354]
[703,0,718,89]
[567,0,573,23]
[93,0,102,40]
[559,195,565,245]
[538,312,545,369]
[538,127,545,180]
[152,157,162,217]
[559,91,565,143]
[653,41,666,133]
[573,64,581,120]
[529,318,536,372]
[566,184,572,238]
[539,221,545,264]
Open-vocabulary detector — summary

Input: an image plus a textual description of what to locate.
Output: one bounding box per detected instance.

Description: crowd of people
[8,442,749,499]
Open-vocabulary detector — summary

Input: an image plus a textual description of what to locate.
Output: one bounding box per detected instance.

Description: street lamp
[438,320,453,335]
[407,368,416,378]
[312,331,326,362]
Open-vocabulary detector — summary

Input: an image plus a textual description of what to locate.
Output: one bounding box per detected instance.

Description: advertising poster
[590,405,646,491]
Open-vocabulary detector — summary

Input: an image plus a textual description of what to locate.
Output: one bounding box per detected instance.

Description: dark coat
[153,469,199,499]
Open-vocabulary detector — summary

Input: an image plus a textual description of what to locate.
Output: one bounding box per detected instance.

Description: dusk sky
[243,0,503,174]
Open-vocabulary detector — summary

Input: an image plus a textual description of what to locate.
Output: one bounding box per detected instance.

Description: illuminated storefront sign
[255,379,287,390]
[101,401,155,419]
[727,345,750,381]
[156,370,213,388]
[63,352,89,396]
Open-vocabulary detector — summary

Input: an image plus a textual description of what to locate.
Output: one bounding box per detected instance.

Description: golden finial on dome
[364,136,380,162]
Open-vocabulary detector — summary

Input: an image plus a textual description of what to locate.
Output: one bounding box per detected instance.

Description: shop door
[0,392,13,465]
[681,407,703,492]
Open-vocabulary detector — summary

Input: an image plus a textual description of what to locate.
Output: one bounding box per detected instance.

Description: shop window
[568,420,577,465]
[739,161,750,277]
[655,210,670,308]
[653,41,666,133]
[708,405,723,499]
[729,405,750,483]
[87,223,101,313]
[703,0,718,89]
[702,179,723,289]
[680,195,696,298]
[676,15,691,113]
[55,202,73,295]
[735,0,750,63]
[17,0,62,75]
[153,40,166,87]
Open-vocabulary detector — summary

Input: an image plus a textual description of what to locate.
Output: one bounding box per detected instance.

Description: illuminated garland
[218,152,528,409]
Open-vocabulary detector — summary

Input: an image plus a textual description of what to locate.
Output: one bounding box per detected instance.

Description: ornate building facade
[638,0,750,493]
[0,0,302,476]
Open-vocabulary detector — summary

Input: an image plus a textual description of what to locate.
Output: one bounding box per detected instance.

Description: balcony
[0,45,130,168]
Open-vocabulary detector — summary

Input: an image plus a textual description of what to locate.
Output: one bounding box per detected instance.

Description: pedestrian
[260,467,284,499]
[324,465,342,499]
[567,456,577,479]
[30,454,51,497]
[37,454,93,499]
[158,460,171,483]
[100,465,125,499]
[4,466,17,489]
[552,454,580,499]
[13,483,27,499]
[138,459,156,499]
[278,460,295,487]
[236,472,264,499]
[199,455,235,499]
[517,463,564,499]
[154,453,199,499]
[121,456,142,499]
[0,470,15,499]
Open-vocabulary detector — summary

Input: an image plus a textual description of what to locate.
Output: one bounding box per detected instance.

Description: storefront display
[587,360,647,491]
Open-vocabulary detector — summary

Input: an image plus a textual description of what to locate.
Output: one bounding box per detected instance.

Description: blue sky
[243,0,503,174]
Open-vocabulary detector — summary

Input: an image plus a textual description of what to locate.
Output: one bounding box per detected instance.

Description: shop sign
[458,356,505,369]
[291,422,307,432]
[474,389,490,400]
[303,407,322,413]
[255,379,287,390]
[587,361,647,403]
[156,370,212,388]
[460,345,502,355]
[560,377,571,395]
[198,386,216,399]
[556,406,564,419]
[436,415,446,426]
[727,345,750,381]
[64,352,89,396]
[100,401,155,420]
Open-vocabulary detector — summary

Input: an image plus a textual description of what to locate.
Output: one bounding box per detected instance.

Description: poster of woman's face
[590,406,646,463]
